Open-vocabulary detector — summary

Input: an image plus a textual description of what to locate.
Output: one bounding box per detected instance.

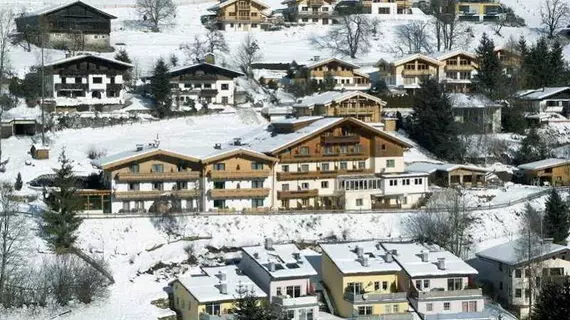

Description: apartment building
[292,91,385,123]
[437,50,478,93]
[379,54,444,93]
[282,0,336,24]
[170,265,267,319]
[163,62,244,106]
[456,0,503,22]
[473,239,570,318]
[207,0,270,31]
[293,58,371,90]
[320,241,412,319]
[382,243,489,320]
[239,240,319,320]
[44,54,132,110]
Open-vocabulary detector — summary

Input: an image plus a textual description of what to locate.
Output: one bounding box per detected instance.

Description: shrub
[87,146,107,160]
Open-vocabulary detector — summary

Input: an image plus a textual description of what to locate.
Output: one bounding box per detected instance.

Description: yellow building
[320,241,411,319]
[207,0,271,31]
[517,158,570,186]
[170,265,267,320]
[456,1,503,22]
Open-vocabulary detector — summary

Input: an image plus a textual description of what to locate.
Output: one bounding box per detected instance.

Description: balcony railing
[276,168,374,181]
[209,188,270,199]
[344,291,408,303]
[55,83,88,91]
[445,64,474,71]
[209,170,271,180]
[199,314,235,320]
[410,288,483,300]
[199,88,219,96]
[217,16,264,22]
[322,135,360,144]
[116,171,200,182]
[106,83,123,92]
[308,0,324,6]
[279,153,368,164]
[114,189,200,200]
[272,295,318,308]
[277,189,318,200]
[402,69,432,76]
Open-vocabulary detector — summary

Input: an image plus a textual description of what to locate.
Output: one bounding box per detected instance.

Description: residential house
[380,54,444,94]
[294,58,371,91]
[207,0,271,31]
[170,265,266,320]
[437,50,478,93]
[163,63,244,106]
[320,241,412,319]
[494,46,522,73]
[382,243,489,320]
[363,0,412,15]
[406,162,489,187]
[517,87,570,116]
[15,0,116,51]
[292,91,385,123]
[282,0,336,24]
[473,239,570,318]
[239,240,320,320]
[516,158,570,186]
[44,54,132,110]
[449,93,503,133]
[456,0,503,22]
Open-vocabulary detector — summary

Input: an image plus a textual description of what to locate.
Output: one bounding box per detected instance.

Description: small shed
[31,144,50,160]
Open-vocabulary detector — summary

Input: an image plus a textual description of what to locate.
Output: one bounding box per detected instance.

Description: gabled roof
[92,146,201,170]
[23,0,116,19]
[167,63,244,79]
[392,53,445,67]
[208,0,270,11]
[435,49,477,61]
[292,91,386,108]
[304,57,362,70]
[201,147,278,164]
[406,162,489,174]
[476,240,570,266]
[517,87,570,100]
[517,158,570,171]
[44,54,133,69]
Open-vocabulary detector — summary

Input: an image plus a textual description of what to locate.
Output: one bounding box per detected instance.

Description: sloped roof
[392,53,444,67]
[304,57,362,70]
[476,240,570,266]
[208,0,270,11]
[167,62,244,79]
[406,162,489,174]
[44,54,133,69]
[201,147,278,163]
[517,87,570,100]
[435,49,477,61]
[23,0,116,19]
[91,145,201,169]
[293,91,385,108]
[517,158,570,171]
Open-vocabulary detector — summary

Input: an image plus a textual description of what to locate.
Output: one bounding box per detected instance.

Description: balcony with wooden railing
[277,168,374,181]
[445,64,474,71]
[209,188,270,199]
[219,16,264,23]
[116,171,200,182]
[114,189,200,200]
[208,169,271,180]
[55,83,88,91]
[402,69,433,76]
[277,189,319,200]
[308,0,324,6]
[281,152,368,163]
[322,135,360,144]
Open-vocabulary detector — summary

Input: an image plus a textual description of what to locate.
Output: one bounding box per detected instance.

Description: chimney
[385,252,393,263]
[219,282,228,294]
[313,55,320,61]
[391,249,398,256]
[136,144,144,151]
[214,143,222,149]
[268,261,276,272]
[217,271,226,282]
[361,256,369,267]
[355,245,364,258]
[253,252,260,259]
[205,53,216,65]
[293,252,301,260]
[233,138,242,146]
[437,257,446,270]
[421,250,429,263]
[265,238,274,250]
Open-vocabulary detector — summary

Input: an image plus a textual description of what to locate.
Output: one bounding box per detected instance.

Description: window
[443,302,450,311]
[213,181,225,189]
[152,182,164,191]
[312,18,318,22]
[286,310,295,319]
[301,183,309,190]
[282,184,289,191]
[300,146,310,155]
[389,180,397,186]
[251,12,257,16]
[302,6,308,11]
[415,280,422,290]
[323,7,329,11]
[321,163,330,171]
[403,179,410,185]
[92,77,103,84]
[205,303,221,315]
[302,18,308,22]
[414,178,423,185]
[214,163,226,171]
[321,181,329,188]
[128,183,140,191]
[252,180,264,188]
[515,289,522,298]
[392,304,399,313]
[462,301,468,312]
[382,281,388,290]
[426,303,433,311]
[340,162,348,170]
[300,164,309,172]
[302,198,309,206]
[356,198,363,206]
[423,279,430,289]
[353,144,363,154]
[151,164,164,173]
[252,199,264,208]
[276,287,282,296]
[129,164,139,173]
[221,83,229,90]
[499,263,503,271]
[515,269,522,278]
[110,76,115,84]
[468,301,477,312]
[306,309,314,320]
[252,23,258,28]
[204,83,212,88]
[447,278,462,291]
[347,282,363,294]
[378,7,390,14]
[358,306,372,315]
[340,145,348,154]
[213,199,225,208]
[358,161,366,169]
[374,281,380,290]
[176,181,187,190]
[324,146,335,155]
[61,77,67,84]
[386,159,395,168]
[525,269,530,277]
[286,285,301,298]
[525,289,530,299]
[75,77,82,84]
[251,162,264,170]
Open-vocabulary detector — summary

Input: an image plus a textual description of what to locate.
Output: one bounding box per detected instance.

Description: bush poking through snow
[183,244,198,265]
[87,146,107,160]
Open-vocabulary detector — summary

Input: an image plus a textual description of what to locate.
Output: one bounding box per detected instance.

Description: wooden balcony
[106,83,123,92]
[114,189,200,200]
[218,16,264,22]
[277,168,374,181]
[402,69,433,76]
[277,189,318,200]
[208,170,271,180]
[209,188,270,199]
[322,135,360,144]
[445,64,474,71]
[116,171,200,182]
[55,83,88,91]
[280,154,368,164]
[308,0,324,6]
[237,3,250,10]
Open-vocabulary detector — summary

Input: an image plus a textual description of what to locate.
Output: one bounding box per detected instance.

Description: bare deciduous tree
[0,9,14,166]
[393,20,433,55]
[180,35,207,63]
[431,0,459,51]
[236,33,262,77]
[136,0,177,32]
[312,14,372,58]
[204,28,229,55]
[541,0,569,38]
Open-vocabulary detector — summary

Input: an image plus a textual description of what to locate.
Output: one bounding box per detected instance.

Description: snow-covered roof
[381,243,478,278]
[304,57,361,70]
[475,240,570,266]
[435,49,477,61]
[449,93,502,109]
[92,145,201,169]
[23,0,116,19]
[175,265,266,303]
[406,162,489,174]
[424,311,492,320]
[517,158,570,171]
[392,53,444,67]
[293,91,385,108]
[241,243,318,279]
[44,54,133,68]
[320,241,402,275]
[208,0,270,11]
[517,87,570,100]
[167,63,244,78]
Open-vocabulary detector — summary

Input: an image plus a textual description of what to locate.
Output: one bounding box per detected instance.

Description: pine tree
[407,78,464,162]
[514,127,550,165]
[40,150,83,253]
[525,38,551,88]
[548,40,565,87]
[474,33,503,99]
[14,172,22,191]
[151,58,172,118]
[543,188,570,245]
[233,286,275,320]
[532,280,570,320]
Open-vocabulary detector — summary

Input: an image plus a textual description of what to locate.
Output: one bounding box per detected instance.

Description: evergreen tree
[474,33,503,99]
[150,58,172,118]
[233,286,282,320]
[114,49,133,85]
[514,127,550,165]
[40,150,83,253]
[14,172,22,191]
[407,78,464,162]
[543,188,570,245]
[548,40,565,87]
[532,280,570,320]
[525,38,551,88]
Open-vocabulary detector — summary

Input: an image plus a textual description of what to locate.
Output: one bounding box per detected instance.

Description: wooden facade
[296,58,370,90]
[438,51,478,93]
[518,162,570,186]
[294,92,385,123]
[208,0,270,31]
